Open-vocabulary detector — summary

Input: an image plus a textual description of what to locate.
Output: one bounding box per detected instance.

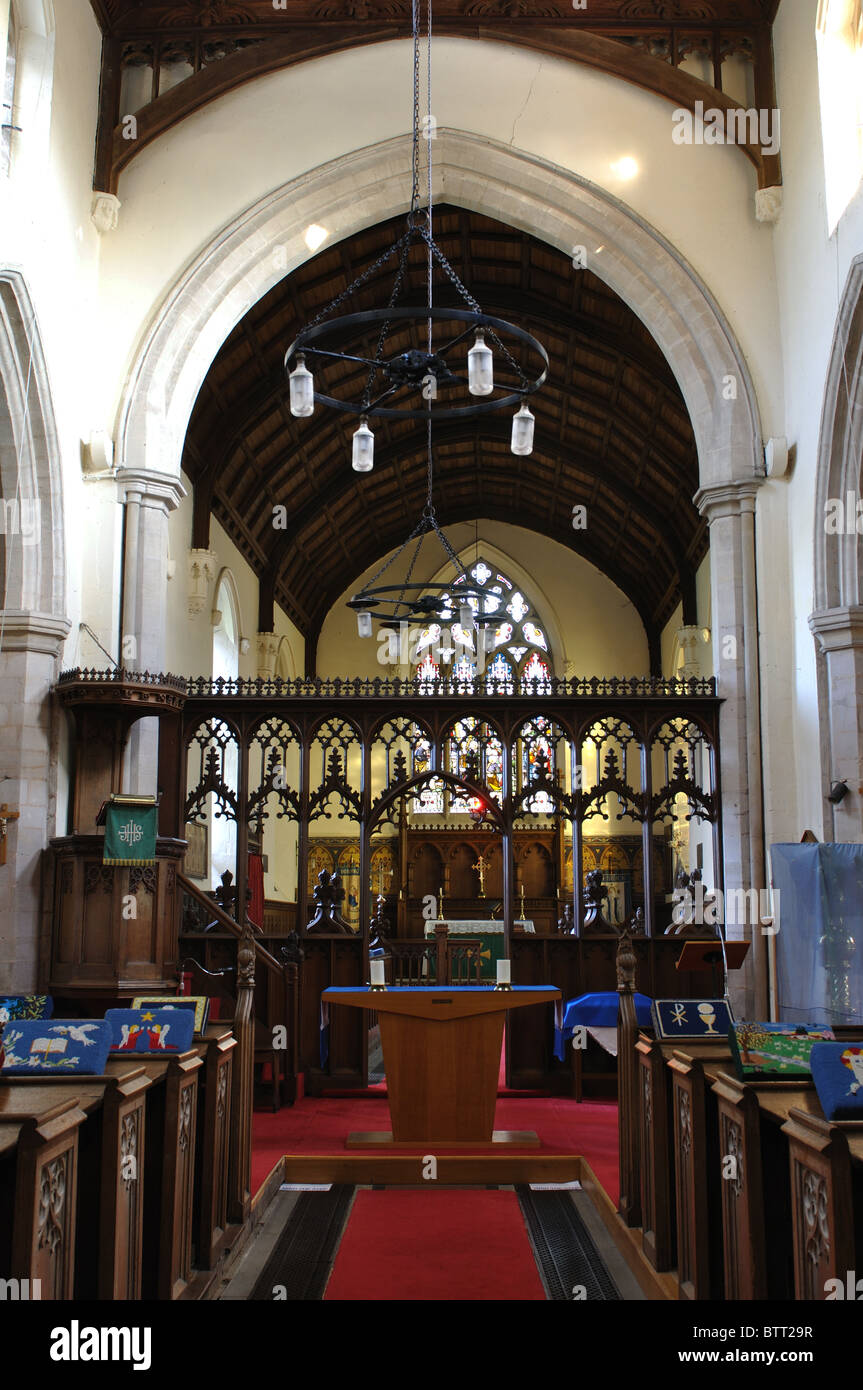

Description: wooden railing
[384,929,484,986]
[178,874,300,1110]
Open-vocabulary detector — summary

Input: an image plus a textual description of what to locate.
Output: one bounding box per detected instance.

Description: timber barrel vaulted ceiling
[182,206,706,670]
[88,1,781,195]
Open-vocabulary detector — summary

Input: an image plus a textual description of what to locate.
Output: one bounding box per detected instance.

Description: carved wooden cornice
[92,1,779,34]
[90,2,781,194]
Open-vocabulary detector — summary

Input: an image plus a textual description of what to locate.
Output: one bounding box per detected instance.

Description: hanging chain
[318,0,528,613]
[303,233,411,335]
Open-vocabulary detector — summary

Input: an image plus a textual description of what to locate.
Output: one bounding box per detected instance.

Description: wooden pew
[782,1106,863,1300]
[636,1034,728,1278]
[75,1064,152,1299]
[710,1071,805,1299]
[194,1023,236,1272]
[0,1095,86,1299]
[0,1068,156,1301]
[137,1047,204,1300]
[667,1048,728,1300]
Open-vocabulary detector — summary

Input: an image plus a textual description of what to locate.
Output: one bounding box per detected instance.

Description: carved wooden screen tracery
[184,716,240,891]
[650,716,719,896]
[168,671,721,937]
[308,717,363,929]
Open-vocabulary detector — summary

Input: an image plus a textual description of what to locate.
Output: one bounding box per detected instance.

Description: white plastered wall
[768,1,863,843]
[164,488,304,680]
[95,39,783,445]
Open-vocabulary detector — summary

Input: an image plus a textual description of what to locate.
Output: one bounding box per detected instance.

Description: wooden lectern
[676,939,751,998]
[322,985,560,1147]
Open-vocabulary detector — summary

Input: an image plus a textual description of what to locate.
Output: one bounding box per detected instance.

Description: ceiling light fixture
[284,0,546,636]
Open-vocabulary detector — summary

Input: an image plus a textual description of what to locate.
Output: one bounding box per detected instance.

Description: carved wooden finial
[305,868,352,935]
[237,923,256,990]
[369,893,390,951]
[616,925,637,993]
[582,868,615,933]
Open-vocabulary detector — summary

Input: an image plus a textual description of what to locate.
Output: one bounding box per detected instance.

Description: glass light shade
[352,417,374,472]
[459,604,474,630]
[467,330,494,397]
[511,402,535,456]
[289,354,315,417]
[357,609,373,638]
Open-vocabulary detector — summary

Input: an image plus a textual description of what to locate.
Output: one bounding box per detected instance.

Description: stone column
[694,479,766,1016]
[116,469,185,796]
[256,632,279,680]
[809,606,863,841]
[0,612,70,991]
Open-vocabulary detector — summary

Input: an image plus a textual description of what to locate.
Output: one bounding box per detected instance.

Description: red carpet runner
[324,1190,546,1301]
[252,1095,619,1201]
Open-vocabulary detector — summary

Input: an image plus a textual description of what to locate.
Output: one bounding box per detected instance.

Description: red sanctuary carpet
[251,1093,619,1202]
[324,1190,546,1301]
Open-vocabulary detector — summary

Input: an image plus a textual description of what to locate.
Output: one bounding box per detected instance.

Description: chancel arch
[0,268,68,990]
[114,127,766,1007]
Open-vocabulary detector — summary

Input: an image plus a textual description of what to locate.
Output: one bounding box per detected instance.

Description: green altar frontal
[425,920,536,979]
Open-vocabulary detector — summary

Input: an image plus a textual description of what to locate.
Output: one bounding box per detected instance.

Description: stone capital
[754,185,782,225]
[256,631,280,679]
[116,468,186,513]
[0,611,72,656]
[188,549,218,617]
[809,605,863,654]
[91,192,122,234]
[675,624,704,677]
[693,477,763,521]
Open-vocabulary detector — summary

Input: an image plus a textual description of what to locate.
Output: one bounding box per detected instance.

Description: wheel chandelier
[283,0,547,634]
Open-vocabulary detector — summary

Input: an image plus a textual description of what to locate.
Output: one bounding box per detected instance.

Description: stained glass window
[522,622,548,651]
[447,717,504,810]
[523,652,552,690]
[412,738,444,813]
[521,715,555,813]
[414,559,553,694]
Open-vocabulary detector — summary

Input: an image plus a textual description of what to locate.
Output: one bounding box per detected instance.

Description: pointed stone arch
[810,253,863,840]
[114,127,767,1009]
[0,268,69,990]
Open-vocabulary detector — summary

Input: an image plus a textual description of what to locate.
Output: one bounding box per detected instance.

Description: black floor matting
[516,1188,622,1301]
[249,1187,355,1301]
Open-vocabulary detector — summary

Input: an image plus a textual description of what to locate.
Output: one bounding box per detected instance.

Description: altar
[425,920,535,979]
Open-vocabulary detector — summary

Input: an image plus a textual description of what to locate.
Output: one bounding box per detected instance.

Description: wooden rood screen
[53,669,722,1089]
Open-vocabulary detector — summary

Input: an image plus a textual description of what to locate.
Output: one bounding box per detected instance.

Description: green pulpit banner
[102,797,158,866]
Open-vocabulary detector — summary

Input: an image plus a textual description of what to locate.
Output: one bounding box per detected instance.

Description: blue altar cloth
[324,985,556,994]
[553,991,654,1060]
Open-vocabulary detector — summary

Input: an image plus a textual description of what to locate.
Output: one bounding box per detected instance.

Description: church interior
[2,0,863,1328]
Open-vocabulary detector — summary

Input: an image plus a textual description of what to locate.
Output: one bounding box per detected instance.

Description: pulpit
[322,985,559,1146]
